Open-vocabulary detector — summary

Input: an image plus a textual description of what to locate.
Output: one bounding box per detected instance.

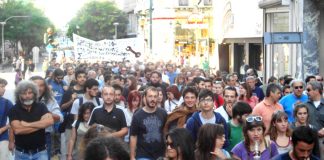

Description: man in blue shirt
[0,78,14,159]
[279,79,308,123]
[166,64,178,85]
[47,68,68,105]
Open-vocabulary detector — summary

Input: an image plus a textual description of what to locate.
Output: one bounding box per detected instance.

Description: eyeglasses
[246,116,263,123]
[200,98,213,103]
[166,141,175,149]
[294,86,303,90]
[317,79,323,82]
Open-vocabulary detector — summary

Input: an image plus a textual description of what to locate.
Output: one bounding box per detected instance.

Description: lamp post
[1,16,29,63]
[113,22,119,39]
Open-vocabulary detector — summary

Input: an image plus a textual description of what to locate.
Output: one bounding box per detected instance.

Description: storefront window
[266,12,289,78]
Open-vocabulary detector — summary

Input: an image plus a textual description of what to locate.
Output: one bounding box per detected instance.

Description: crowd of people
[0,58,324,160]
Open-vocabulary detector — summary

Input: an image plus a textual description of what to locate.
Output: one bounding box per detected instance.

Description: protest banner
[73,34,144,62]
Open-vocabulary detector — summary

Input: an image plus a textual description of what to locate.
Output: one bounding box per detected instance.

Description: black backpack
[79,97,101,106]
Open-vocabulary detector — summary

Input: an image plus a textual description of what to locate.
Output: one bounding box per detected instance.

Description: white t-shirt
[215,106,230,122]
[70,96,104,115]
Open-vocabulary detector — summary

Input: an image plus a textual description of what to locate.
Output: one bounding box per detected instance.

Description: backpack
[79,97,101,106]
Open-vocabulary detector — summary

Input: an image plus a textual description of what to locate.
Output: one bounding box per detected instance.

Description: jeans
[45,133,51,160]
[15,149,48,160]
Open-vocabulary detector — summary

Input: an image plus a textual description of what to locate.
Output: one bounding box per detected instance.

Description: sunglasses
[294,86,303,90]
[246,116,263,123]
[166,141,175,149]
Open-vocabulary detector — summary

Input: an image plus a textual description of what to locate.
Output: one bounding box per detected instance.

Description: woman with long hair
[238,83,258,109]
[175,74,186,92]
[157,87,166,109]
[165,85,181,113]
[267,110,292,154]
[123,75,138,100]
[290,103,314,130]
[123,90,141,142]
[231,115,278,160]
[67,102,95,160]
[162,128,195,160]
[163,87,198,134]
[195,124,230,160]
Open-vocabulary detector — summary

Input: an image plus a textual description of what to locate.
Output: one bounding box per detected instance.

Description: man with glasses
[279,79,308,123]
[215,87,238,122]
[305,81,324,159]
[186,89,229,146]
[253,83,283,133]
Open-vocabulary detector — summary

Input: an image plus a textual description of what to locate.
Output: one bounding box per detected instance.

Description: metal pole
[149,0,153,54]
[115,25,117,39]
[1,23,4,63]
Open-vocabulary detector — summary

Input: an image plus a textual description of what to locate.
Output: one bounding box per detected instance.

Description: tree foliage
[67,1,128,41]
[0,0,54,56]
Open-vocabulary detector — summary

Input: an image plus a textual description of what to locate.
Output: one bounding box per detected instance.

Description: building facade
[259,0,324,80]
[213,0,264,79]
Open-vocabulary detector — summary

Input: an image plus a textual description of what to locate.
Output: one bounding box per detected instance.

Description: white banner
[73,34,144,61]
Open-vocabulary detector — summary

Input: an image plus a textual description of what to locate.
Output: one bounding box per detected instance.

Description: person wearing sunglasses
[231,115,279,160]
[279,79,308,123]
[161,128,195,160]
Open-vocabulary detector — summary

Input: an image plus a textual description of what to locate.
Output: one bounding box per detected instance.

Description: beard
[147,100,157,108]
[21,99,34,106]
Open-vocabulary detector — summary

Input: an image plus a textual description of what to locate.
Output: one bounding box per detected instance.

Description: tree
[0,0,54,58]
[66,1,128,41]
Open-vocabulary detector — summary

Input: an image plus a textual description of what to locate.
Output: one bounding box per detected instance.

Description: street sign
[264,32,303,44]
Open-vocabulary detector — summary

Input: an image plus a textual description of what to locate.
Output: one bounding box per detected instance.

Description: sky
[33,0,89,29]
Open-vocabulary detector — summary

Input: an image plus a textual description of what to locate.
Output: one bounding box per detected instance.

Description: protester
[195,124,231,160]
[267,110,292,154]
[272,126,319,160]
[212,81,225,108]
[238,82,259,109]
[279,79,308,123]
[215,86,238,122]
[162,128,195,160]
[67,102,95,160]
[63,65,75,87]
[81,125,115,159]
[8,80,54,160]
[290,103,313,130]
[163,87,198,134]
[252,83,283,132]
[112,84,126,108]
[47,68,68,105]
[164,85,181,113]
[30,76,64,159]
[231,115,278,160]
[0,78,14,160]
[186,89,229,145]
[130,87,168,160]
[88,86,128,138]
[84,136,130,160]
[70,78,103,119]
[121,90,141,142]
[157,87,166,108]
[60,69,87,160]
[227,101,252,151]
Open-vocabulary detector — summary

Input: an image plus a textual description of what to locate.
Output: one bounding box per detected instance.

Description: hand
[210,148,227,160]
[8,141,15,151]
[20,121,30,127]
[318,128,324,137]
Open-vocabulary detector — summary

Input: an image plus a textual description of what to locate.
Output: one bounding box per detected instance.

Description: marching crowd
[0,58,324,160]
